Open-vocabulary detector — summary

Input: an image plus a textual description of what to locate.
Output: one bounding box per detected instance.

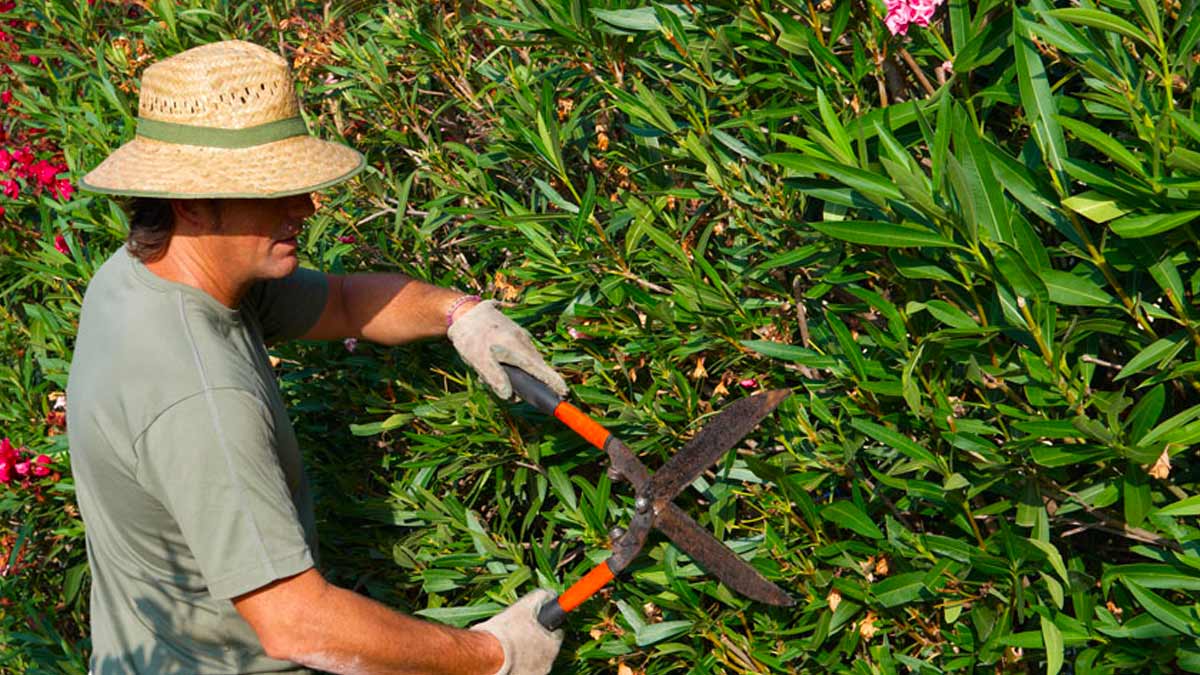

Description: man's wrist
[446,294,482,327]
[471,628,507,675]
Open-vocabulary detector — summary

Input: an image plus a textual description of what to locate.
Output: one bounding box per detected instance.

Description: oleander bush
[3,0,1200,672]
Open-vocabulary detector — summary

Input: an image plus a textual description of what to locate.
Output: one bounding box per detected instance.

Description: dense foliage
[3,0,1200,672]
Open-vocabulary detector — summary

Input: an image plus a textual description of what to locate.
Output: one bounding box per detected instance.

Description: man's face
[205,193,316,281]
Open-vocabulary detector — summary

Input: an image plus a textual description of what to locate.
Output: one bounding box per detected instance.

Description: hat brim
[79,134,366,199]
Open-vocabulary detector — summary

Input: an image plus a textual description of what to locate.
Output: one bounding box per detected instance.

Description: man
[68,39,564,674]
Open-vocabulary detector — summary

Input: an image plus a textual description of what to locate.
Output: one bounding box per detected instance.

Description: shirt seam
[129,387,272,459]
[176,289,278,579]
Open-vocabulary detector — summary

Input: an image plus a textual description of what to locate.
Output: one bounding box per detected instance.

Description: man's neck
[144,241,248,309]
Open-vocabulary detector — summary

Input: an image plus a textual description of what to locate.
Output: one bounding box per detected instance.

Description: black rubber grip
[537,596,568,631]
[503,365,561,414]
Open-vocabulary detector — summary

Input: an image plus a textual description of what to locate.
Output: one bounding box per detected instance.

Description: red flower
[0,91,10,105]
[0,205,6,218]
[738,378,759,389]
[53,178,74,201]
[32,160,58,185]
[0,2,13,13]
[2,179,18,199]
[337,234,356,244]
[0,148,10,171]
[13,146,32,166]
[27,55,39,66]
[31,455,51,478]
[0,438,16,485]
[54,233,69,254]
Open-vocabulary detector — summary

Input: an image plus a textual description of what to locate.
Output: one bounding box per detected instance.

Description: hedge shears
[501,366,795,631]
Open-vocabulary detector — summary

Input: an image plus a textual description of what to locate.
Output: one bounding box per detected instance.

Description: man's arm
[300,273,479,344]
[234,567,503,675]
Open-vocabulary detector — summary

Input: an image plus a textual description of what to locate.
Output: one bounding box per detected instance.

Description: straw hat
[80,39,364,199]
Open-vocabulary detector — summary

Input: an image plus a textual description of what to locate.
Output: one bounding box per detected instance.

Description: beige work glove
[470,589,564,675]
[448,300,568,401]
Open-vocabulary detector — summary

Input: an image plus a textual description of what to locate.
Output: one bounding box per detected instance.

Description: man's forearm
[238,569,502,675]
[317,273,480,344]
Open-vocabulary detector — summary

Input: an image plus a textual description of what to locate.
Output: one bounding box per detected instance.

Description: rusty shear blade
[656,501,794,606]
[649,389,790,503]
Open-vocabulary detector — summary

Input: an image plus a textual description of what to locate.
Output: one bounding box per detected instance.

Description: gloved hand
[470,589,564,675]
[447,300,568,400]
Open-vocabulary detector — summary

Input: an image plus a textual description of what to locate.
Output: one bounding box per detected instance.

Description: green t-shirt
[67,247,329,674]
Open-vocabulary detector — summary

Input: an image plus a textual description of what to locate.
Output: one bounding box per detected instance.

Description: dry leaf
[691,356,707,380]
[617,665,634,675]
[1147,448,1171,480]
[875,556,890,577]
[857,611,878,640]
[827,588,841,612]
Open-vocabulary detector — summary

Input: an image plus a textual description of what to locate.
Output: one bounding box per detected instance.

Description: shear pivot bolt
[635,496,650,512]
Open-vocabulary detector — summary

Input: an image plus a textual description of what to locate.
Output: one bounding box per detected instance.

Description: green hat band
[135,116,309,149]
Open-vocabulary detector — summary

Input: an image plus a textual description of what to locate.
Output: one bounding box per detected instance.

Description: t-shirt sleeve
[242,266,329,344]
[136,389,314,600]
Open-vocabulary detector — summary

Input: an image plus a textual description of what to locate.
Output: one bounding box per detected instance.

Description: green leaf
[816,88,854,165]
[1046,8,1154,50]
[769,154,903,202]
[820,501,883,539]
[1124,471,1152,528]
[1013,11,1069,189]
[635,620,694,646]
[414,603,505,626]
[808,221,958,248]
[1156,496,1200,517]
[1027,539,1069,585]
[1124,579,1200,637]
[1042,270,1116,307]
[851,418,943,472]
[350,413,414,436]
[1061,190,1134,223]
[591,7,662,31]
[1057,116,1146,177]
[872,572,930,607]
[1041,614,1064,675]
[1115,336,1187,381]
[1104,564,1200,591]
[1109,211,1200,238]
[740,340,839,370]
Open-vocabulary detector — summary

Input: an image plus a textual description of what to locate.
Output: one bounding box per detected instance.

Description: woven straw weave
[81,40,364,199]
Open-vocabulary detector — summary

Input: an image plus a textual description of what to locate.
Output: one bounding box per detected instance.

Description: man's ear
[169,198,223,233]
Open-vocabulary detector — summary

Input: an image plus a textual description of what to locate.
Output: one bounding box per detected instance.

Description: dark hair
[122,197,175,263]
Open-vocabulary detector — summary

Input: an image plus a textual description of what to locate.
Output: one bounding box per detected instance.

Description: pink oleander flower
[54,233,69,254]
[0,90,10,105]
[337,234,356,244]
[31,455,51,478]
[13,146,32,166]
[0,2,13,12]
[885,0,945,35]
[0,205,6,218]
[27,55,39,66]
[0,148,10,171]
[2,179,18,199]
[739,378,759,389]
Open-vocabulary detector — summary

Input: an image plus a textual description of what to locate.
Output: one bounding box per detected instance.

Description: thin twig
[898,48,937,97]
